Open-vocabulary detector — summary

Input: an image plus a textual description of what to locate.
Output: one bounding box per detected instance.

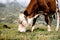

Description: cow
[18,0,59,32]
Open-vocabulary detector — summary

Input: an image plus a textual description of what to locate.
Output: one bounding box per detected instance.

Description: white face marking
[19,13,28,27]
[18,13,28,32]
[19,13,25,21]
[18,24,26,32]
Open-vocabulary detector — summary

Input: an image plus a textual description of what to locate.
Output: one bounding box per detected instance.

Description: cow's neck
[24,10,36,18]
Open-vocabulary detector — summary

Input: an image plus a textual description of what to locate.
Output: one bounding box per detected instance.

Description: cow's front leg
[31,14,39,32]
[31,17,38,32]
[31,18,36,32]
[31,26,35,32]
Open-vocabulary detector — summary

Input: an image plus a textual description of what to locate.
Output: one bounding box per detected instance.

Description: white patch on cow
[55,12,59,31]
[18,24,26,32]
[33,14,39,18]
[27,14,39,25]
[47,25,51,31]
[27,17,34,25]
[56,0,58,5]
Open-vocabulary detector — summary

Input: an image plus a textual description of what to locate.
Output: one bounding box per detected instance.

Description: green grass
[0,23,60,40]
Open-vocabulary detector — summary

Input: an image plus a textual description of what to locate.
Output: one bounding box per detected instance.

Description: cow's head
[18,12,39,32]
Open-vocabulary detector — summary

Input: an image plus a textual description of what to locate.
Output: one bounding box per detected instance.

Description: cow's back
[26,0,37,14]
[38,0,57,13]
[47,0,56,13]
[24,0,57,17]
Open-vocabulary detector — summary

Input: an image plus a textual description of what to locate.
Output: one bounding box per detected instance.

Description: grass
[0,23,60,40]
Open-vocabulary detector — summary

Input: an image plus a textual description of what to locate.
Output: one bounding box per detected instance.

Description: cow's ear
[24,10,28,16]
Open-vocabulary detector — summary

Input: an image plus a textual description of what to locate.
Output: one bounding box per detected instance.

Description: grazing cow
[18,0,59,32]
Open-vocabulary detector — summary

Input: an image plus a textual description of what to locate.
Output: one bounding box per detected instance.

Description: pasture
[0,23,60,40]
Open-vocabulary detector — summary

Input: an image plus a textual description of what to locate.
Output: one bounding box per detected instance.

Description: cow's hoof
[31,30,34,32]
[48,29,51,32]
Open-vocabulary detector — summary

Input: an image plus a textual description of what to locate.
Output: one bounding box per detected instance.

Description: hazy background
[0,0,59,25]
[0,0,30,7]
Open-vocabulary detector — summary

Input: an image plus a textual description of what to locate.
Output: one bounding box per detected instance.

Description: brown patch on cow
[24,0,57,18]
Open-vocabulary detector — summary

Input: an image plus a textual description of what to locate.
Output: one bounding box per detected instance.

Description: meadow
[0,23,60,40]
[0,1,60,40]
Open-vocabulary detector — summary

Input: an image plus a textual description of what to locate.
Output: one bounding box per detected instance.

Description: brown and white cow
[18,0,59,32]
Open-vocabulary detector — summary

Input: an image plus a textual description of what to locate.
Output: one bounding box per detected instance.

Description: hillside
[0,2,25,23]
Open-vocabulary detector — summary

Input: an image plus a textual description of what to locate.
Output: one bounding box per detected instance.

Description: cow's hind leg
[44,15,53,31]
[55,12,59,31]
